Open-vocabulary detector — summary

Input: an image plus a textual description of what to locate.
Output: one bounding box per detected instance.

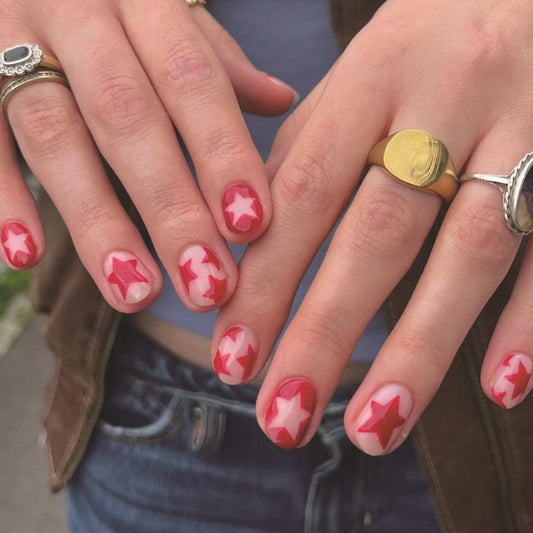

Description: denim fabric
[67,327,441,533]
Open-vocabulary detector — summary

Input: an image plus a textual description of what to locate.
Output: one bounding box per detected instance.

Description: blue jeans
[67,327,441,533]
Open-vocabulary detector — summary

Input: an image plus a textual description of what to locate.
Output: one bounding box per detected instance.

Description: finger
[5,77,162,312]
[190,7,299,116]
[0,118,43,269]
[119,1,271,241]
[44,15,237,309]
[212,44,394,389]
[344,127,528,455]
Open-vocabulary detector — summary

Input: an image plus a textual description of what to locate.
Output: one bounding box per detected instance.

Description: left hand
[212,0,533,453]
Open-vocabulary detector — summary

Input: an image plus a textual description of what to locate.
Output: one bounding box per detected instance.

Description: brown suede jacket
[31,1,532,532]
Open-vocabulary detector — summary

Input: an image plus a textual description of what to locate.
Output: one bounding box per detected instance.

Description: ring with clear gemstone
[460,152,533,236]
[0,43,62,78]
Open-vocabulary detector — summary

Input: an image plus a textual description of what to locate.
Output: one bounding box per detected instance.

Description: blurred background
[0,253,68,531]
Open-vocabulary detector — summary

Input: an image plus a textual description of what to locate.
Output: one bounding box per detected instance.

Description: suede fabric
[31,1,532,531]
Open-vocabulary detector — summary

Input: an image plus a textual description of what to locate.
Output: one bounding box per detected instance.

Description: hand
[212,0,533,453]
[0,0,297,312]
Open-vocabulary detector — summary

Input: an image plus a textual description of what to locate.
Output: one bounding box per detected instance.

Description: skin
[212,0,533,453]
[0,0,296,312]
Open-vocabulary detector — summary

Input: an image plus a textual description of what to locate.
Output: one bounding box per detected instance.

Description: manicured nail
[353,384,413,455]
[265,378,317,449]
[178,245,227,307]
[104,251,151,304]
[263,73,300,104]
[213,326,258,385]
[222,184,264,235]
[1,222,37,268]
[490,353,533,409]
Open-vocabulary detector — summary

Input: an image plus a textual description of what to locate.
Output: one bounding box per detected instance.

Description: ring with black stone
[0,43,63,81]
[460,153,533,236]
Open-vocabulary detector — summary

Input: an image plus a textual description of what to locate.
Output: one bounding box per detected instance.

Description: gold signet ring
[368,129,459,203]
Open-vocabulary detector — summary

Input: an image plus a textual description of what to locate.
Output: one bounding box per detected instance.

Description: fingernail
[263,73,300,104]
[352,384,413,455]
[213,326,258,385]
[490,353,533,409]
[104,251,152,304]
[265,378,317,449]
[178,245,227,307]
[222,184,264,235]
[1,222,37,268]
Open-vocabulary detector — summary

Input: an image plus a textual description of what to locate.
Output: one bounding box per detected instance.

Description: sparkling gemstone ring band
[460,153,533,236]
[368,129,459,203]
[0,43,63,81]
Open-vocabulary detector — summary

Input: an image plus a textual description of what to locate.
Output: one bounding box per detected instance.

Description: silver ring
[0,43,63,79]
[460,153,533,236]
[185,0,207,6]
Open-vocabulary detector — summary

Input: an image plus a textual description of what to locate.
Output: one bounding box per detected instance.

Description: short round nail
[265,378,317,449]
[222,184,263,235]
[178,245,227,307]
[263,73,300,104]
[1,222,37,268]
[490,353,533,409]
[352,384,413,456]
[213,326,258,385]
[104,251,151,304]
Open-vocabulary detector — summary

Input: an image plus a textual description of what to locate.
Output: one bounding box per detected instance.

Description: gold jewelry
[0,44,63,83]
[1,69,69,118]
[185,0,207,6]
[368,129,458,203]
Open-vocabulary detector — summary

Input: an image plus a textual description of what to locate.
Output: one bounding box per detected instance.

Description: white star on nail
[224,193,258,225]
[3,230,30,259]
[268,393,311,441]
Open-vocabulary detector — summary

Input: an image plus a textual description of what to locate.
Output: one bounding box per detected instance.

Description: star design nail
[353,384,413,455]
[265,378,317,449]
[491,353,533,408]
[1,222,36,268]
[213,326,258,385]
[104,252,151,304]
[222,184,263,234]
[178,245,227,307]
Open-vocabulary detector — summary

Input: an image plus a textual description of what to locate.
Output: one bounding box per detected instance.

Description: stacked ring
[0,43,62,81]
[368,129,458,203]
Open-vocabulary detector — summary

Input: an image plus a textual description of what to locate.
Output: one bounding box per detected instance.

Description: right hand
[0,0,297,311]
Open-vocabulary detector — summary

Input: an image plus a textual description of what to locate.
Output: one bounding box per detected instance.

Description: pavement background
[0,316,68,533]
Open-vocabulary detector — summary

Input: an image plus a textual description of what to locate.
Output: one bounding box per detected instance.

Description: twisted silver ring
[460,153,533,236]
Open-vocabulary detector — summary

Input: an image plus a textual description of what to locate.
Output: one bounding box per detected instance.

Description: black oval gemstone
[3,45,31,65]
[517,165,533,231]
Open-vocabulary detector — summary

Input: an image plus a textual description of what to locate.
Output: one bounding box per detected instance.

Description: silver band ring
[460,153,533,236]
[0,43,63,81]
[185,0,207,5]
[1,69,69,119]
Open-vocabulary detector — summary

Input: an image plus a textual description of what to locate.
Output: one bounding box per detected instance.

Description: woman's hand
[0,0,296,312]
[213,0,533,453]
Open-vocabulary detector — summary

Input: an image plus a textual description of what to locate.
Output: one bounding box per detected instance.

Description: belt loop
[190,404,226,456]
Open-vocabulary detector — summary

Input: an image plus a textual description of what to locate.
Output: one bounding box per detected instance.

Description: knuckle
[201,127,248,163]
[159,41,219,90]
[281,148,334,210]
[152,193,207,238]
[395,329,449,375]
[347,189,420,263]
[450,202,516,272]
[71,197,114,240]
[16,94,75,157]
[91,74,153,135]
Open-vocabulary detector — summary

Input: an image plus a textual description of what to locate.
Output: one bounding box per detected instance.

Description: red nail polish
[1,222,37,268]
[222,184,263,234]
[265,378,317,449]
[178,245,227,307]
[491,353,533,409]
[213,326,258,385]
[104,251,151,304]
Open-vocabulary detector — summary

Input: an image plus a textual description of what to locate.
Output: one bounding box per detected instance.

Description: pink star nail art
[222,184,263,234]
[353,384,413,455]
[490,353,533,409]
[265,378,317,449]
[213,326,258,385]
[178,245,227,307]
[1,222,37,269]
[103,251,151,304]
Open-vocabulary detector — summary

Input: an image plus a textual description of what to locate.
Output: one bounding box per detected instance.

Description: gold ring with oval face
[368,129,459,203]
